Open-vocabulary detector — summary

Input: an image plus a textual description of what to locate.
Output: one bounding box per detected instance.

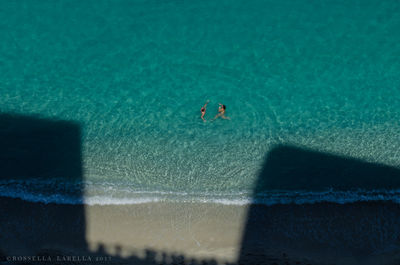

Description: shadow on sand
[1,114,400,265]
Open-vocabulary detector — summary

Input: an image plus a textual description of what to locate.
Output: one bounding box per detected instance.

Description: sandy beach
[0,197,312,265]
[2,197,400,265]
[0,197,247,264]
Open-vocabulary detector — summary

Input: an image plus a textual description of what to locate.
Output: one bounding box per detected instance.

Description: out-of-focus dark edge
[0,113,86,262]
[238,145,400,265]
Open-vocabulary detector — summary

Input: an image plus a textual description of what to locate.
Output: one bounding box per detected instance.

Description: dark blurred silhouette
[0,113,86,256]
[238,145,400,265]
[255,145,400,191]
[0,113,82,181]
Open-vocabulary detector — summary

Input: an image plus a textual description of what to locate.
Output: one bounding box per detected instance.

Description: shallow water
[1,0,400,205]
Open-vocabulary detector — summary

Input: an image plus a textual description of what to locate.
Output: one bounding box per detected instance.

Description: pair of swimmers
[200,100,230,122]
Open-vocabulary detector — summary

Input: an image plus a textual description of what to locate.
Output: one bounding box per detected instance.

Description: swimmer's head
[222,105,226,110]
[201,108,205,112]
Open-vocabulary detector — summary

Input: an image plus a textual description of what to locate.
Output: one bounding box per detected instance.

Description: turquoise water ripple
[1,0,400,203]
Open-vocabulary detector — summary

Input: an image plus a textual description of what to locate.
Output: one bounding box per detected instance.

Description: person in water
[200,100,210,122]
[212,103,230,120]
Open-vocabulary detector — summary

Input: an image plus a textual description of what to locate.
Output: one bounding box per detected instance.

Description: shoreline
[4,188,400,207]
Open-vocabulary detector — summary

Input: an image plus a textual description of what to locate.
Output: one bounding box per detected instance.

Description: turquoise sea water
[1,0,400,205]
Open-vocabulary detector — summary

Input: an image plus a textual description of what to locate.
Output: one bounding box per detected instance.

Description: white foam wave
[84,196,161,205]
[2,179,400,205]
[2,189,400,206]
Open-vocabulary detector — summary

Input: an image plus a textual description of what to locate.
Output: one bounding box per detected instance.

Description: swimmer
[212,103,230,121]
[200,100,210,122]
